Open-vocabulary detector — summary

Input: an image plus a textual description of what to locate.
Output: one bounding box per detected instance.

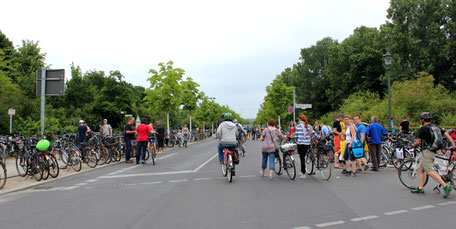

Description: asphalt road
[0,139,455,229]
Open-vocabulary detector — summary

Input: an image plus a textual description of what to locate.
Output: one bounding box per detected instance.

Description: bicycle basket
[280,143,296,152]
[36,139,51,151]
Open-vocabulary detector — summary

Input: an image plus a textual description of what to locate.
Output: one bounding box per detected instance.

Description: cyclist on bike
[411,112,456,197]
[217,113,239,175]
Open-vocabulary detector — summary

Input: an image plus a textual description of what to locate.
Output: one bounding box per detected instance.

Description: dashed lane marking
[169,179,188,183]
[124,184,136,186]
[438,201,456,206]
[293,227,311,229]
[239,175,256,178]
[61,186,79,191]
[384,210,409,216]
[74,183,88,186]
[141,181,163,185]
[47,187,65,191]
[350,215,378,222]
[194,178,212,181]
[85,179,98,183]
[315,220,345,228]
[411,205,435,211]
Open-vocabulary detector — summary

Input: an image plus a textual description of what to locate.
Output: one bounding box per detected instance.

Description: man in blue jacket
[366,116,388,171]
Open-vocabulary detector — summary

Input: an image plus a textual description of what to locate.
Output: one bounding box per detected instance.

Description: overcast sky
[0,0,390,119]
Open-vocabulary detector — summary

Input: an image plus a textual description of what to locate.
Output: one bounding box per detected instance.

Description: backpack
[427,124,444,151]
[450,129,456,141]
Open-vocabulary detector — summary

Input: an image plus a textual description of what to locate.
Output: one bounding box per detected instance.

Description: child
[334,133,343,169]
[177,130,183,147]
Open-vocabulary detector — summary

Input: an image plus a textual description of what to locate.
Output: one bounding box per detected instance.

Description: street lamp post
[384,51,393,130]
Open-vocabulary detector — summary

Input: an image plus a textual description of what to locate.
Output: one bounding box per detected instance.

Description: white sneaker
[300,174,307,179]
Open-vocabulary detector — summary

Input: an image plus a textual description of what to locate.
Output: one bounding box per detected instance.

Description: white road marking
[350,215,378,222]
[124,184,136,186]
[384,210,409,215]
[169,179,188,183]
[74,183,88,186]
[47,187,66,191]
[315,220,345,228]
[86,179,98,183]
[100,170,194,179]
[156,153,177,160]
[61,186,79,190]
[194,178,212,181]
[411,205,435,211]
[294,227,311,229]
[438,201,456,206]
[193,154,218,172]
[240,175,256,178]
[141,181,163,185]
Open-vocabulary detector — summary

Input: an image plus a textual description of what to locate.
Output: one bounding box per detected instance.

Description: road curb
[0,137,215,196]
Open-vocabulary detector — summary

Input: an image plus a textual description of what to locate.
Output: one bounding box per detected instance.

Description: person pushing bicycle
[411,112,456,198]
[217,113,239,176]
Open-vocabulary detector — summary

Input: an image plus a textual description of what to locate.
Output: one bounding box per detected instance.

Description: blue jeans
[183,134,188,147]
[136,141,148,163]
[218,143,237,170]
[262,152,275,170]
[125,140,132,161]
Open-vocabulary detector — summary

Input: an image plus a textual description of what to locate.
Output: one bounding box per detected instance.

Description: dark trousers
[369,144,381,169]
[137,141,148,163]
[297,144,310,174]
[125,140,132,161]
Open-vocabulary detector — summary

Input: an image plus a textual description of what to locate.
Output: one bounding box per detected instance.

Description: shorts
[343,144,356,162]
[157,138,164,148]
[418,149,435,173]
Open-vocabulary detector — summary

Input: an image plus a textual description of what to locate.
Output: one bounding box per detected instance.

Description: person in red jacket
[136,117,157,164]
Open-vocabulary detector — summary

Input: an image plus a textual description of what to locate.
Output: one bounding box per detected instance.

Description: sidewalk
[1,137,215,195]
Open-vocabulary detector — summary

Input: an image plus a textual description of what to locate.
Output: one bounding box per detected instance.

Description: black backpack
[426,124,444,151]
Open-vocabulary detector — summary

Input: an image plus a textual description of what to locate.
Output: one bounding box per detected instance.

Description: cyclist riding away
[234,119,246,154]
[411,112,456,198]
[217,113,239,176]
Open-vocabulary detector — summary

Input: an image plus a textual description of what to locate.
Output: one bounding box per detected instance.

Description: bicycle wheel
[15,154,28,177]
[151,149,155,165]
[319,154,332,181]
[56,149,68,168]
[379,148,389,168]
[86,150,98,168]
[393,149,412,169]
[41,155,50,180]
[48,154,60,178]
[71,153,82,172]
[227,155,233,183]
[274,155,282,175]
[145,149,150,161]
[305,150,315,174]
[98,147,109,165]
[398,159,429,189]
[0,162,6,189]
[241,147,245,157]
[32,157,43,181]
[284,155,296,180]
[221,159,228,177]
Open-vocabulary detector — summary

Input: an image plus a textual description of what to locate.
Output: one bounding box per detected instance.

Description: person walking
[295,114,317,179]
[260,119,283,179]
[99,119,112,137]
[287,121,295,142]
[156,122,165,154]
[411,112,456,197]
[366,116,388,171]
[124,117,136,163]
[182,124,190,148]
[136,118,155,164]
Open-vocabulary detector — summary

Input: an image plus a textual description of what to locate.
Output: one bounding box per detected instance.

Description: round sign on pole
[288,106,294,114]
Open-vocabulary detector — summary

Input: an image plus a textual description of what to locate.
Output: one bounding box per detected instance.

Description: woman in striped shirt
[295,114,317,179]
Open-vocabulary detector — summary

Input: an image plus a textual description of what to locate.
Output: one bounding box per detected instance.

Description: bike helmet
[233,119,238,124]
[419,112,432,120]
[36,139,50,151]
[224,113,233,121]
[221,113,225,118]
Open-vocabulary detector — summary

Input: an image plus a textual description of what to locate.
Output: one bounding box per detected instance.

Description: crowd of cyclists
[216,112,456,199]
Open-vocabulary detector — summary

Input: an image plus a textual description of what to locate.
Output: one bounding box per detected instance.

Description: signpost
[36,69,65,135]
[296,104,312,109]
[8,108,15,133]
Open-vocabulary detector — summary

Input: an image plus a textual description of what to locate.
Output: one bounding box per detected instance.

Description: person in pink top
[136,117,156,164]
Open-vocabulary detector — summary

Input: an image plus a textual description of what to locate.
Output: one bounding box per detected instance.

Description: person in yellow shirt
[339,133,347,166]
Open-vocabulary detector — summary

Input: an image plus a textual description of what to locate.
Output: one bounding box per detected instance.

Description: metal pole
[189,115,192,133]
[278,115,281,129]
[40,68,46,135]
[293,88,296,123]
[167,112,170,135]
[9,114,12,134]
[387,66,392,130]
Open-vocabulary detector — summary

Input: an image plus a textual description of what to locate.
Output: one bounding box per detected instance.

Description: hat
[79,120,84,124]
